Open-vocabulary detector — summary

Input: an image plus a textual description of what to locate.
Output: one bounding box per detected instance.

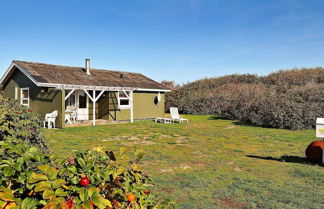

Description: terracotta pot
[305,140,323,163]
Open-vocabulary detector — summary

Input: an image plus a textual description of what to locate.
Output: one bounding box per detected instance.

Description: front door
[77,91,88,120]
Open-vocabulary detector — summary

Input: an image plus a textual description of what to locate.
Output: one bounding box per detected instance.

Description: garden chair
[170,107,188,123]
[66,106,77,123]
[43,110,58,129]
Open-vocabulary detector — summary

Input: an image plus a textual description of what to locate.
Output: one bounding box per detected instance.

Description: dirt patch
[160,187,174,193]
[224,125,237,129]
[218,196,247,209]
[190,161,207,167]
[173,177,184,181]
[127,140,155,145]
[179,164,191,169]
[192,150,211,158]
[158,168,173,173]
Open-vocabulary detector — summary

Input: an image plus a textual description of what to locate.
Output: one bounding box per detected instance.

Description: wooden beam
[83,89,94,102]
[64,89,75,101]
[94,90,105,102]
[130,90,133,123]
[122,90,130,99]
[93,90,96,126]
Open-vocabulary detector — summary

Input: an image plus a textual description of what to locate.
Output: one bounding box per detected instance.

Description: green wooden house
[0,59,169,128]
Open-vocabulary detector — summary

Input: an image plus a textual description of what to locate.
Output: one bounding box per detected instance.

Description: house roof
[1,60,169,91]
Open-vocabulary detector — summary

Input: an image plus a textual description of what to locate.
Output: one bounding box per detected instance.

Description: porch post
[130,90,134,123]
[93,90,96,126]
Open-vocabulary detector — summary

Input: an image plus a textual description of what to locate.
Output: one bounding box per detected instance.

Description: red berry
[66,200,73,209]
[127,193,136,202]
[79,177,90,186]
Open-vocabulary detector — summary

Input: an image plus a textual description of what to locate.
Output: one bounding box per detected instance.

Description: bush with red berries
[0,96,176,208]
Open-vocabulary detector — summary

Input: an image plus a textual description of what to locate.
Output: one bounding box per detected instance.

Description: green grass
[43,115,324,209]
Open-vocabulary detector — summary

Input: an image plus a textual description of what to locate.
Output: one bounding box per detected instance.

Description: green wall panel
[2,68,65,128]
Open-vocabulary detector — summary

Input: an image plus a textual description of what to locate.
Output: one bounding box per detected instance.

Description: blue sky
[0,0,324,84]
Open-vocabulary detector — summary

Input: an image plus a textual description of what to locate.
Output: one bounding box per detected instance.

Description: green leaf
[91,193,112,209]
[67,166,78,174]
[28,173,48,184]
[46,197,65,205]
[0,190,17,202]
[132,163,142,172]
[79,188,88,202]
[34,181,51,192]
[52,179,66,189]
[55,188,67,197]
[135,149,144,161]
[0,160,11,165]
[120,147,127,157]
[37,164,50,173]
[0,200,7,207]
[47,167,58,180]
[21,197,39,209]
[70,176,79,185]
[4,166,14,177]
[81,202,93,209]
[4,202,18,209]
[43,190,55,200]
[88,187,99,198]
[77,158,86,168]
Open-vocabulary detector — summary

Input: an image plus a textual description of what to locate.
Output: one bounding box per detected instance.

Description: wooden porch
[65,119,128,127]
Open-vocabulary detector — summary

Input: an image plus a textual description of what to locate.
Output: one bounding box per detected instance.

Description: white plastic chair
[170,107,188,123]
[43,110,58,129]
[66,106,77,123]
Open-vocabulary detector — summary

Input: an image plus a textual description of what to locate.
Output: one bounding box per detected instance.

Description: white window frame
[20,87,30,107]
[117,91,130,109]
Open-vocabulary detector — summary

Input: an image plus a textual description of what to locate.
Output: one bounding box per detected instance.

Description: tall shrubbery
[0,95,48,151]
[165,68,324,129]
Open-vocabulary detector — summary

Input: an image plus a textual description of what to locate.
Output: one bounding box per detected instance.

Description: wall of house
[2,68,65,128]
[88,91,165,121]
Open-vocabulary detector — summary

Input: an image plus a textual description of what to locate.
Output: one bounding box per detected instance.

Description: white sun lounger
[155,117,172,123]
[170,107,188,123]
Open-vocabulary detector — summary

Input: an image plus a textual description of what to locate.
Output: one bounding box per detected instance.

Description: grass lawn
[43,115,324,209]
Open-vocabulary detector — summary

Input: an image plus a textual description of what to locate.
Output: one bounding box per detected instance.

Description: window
[21,88,29,107]
[78,91,87,108]
[118,91,130,108]
[65,91,76,108]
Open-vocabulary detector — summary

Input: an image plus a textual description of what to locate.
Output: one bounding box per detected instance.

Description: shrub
[0,96,175,208]
[0,94,48,151]
[0,141,174,208]
[166,68,324,129]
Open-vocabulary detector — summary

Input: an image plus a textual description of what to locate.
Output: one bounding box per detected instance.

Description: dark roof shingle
[13,60,168,90]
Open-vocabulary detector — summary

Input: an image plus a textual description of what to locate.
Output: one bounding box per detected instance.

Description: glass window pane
[22,100,28,105]
[79,92,87,108]
[22,90,29,98]
[120,99,129,106]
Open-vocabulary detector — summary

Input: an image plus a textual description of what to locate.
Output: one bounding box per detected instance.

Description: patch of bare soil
[218,196,247,209]
[192,150,211,158]
[157,168,173,173]
[160,187,174,193]
[179,164,191,169]
[190,161,207,167]
[128,140,155,145]
[224,125,237,129]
